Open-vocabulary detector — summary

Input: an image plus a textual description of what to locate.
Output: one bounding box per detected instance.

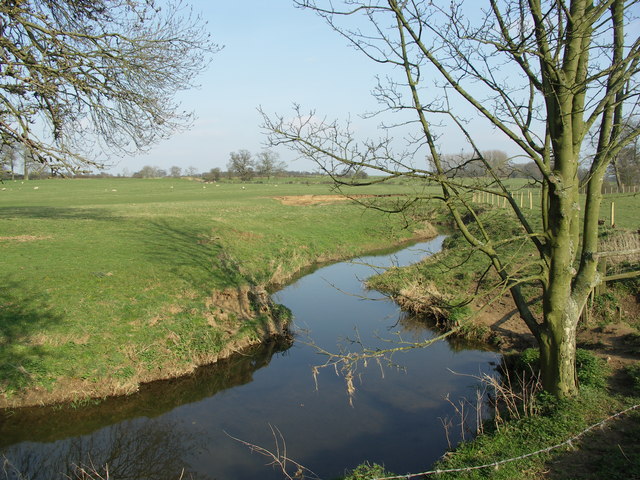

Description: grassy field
[0,177,427,406]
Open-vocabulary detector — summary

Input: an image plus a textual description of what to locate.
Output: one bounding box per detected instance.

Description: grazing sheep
[33,186,39,190]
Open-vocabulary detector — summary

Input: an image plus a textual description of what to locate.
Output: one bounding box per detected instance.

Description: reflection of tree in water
[396,313,492,352]
[0,339,295,480]
[0,338,292,448]
[1,416,213,480]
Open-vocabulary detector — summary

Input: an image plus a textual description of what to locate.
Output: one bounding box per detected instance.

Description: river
[0,235,500,480]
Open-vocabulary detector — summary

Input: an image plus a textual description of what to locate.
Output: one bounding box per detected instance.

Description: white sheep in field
[33,186,39,190]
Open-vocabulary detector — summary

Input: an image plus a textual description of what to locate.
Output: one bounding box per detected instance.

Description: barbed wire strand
[371,403,640,480]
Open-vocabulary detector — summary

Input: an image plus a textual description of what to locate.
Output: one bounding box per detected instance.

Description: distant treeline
[4,147,638,186]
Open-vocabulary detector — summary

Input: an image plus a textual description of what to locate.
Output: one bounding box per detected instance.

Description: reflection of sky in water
[0,236,500,480]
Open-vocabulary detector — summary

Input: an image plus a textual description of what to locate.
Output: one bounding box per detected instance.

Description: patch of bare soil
[0,235,52,242]
[472,293,537,351]
[274,194,352,206]
[473,291,640,368]
[273,193,406,206]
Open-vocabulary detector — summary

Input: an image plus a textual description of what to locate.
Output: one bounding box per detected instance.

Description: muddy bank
[384,277,640,375]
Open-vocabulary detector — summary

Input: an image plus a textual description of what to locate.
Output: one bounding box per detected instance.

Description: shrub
[342,462,391,480]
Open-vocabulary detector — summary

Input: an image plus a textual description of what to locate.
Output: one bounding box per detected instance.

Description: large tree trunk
[539,308,579,397]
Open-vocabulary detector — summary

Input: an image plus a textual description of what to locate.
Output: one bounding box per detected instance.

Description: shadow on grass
[0,206,119,221]
[141,218,249,291]
[546,409,640,480]
[0,279,64,395]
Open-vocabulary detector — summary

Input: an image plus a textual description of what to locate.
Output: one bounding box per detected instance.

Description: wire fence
[371,404,640,480]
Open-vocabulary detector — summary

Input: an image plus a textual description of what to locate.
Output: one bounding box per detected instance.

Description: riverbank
[1,233,498,480]
[1,178,443,408]
[0,231,445,410]
[369,222,640,370]
[346,296,640,478]
[0,285,293,409]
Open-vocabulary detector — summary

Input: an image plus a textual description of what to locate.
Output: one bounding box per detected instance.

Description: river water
[0,236,500,480]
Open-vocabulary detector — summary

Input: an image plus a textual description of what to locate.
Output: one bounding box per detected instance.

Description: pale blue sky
[112,0,388,174]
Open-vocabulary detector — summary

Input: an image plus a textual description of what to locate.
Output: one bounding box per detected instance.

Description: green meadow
[0,177,424,405]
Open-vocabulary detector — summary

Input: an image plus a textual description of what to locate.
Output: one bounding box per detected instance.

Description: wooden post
[610,201,615,227]
[529,191,533,209]
[596,258,608,295]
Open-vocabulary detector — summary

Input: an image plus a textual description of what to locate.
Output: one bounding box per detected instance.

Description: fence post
[610,202,615,227]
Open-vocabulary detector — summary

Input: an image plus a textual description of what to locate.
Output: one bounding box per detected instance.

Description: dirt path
[473,291,640,371]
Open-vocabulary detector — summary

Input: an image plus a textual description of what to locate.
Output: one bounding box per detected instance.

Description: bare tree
[255,150,286,180]
[227,149,255,181]
[133,165,165,178]
[203,166,221,182]
[263,0,640,398]
[185,165,199,177]
[0,138,18,180]
[0,0,218,174]
[440,150,512,178]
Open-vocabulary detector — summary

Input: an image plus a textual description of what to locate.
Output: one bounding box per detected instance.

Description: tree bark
[539,305,579,396]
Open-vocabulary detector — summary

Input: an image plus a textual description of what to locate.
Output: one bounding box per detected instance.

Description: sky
[107,0,389,175]
[105,0,637,176]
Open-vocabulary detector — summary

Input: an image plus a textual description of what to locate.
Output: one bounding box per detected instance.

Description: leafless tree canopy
[0,0,218,173]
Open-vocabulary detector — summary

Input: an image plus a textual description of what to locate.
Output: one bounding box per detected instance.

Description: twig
[226,425,321,480]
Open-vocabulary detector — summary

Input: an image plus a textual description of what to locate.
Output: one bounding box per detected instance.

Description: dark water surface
[0,236,500,479]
